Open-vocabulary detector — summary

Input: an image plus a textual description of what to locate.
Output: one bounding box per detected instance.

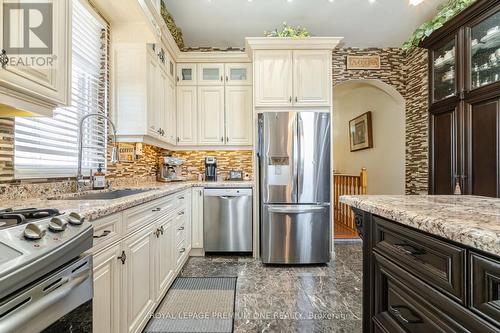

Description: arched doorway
[332,79,406,239]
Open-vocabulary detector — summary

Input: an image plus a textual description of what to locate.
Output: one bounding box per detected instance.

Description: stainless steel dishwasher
[204,188,253,252]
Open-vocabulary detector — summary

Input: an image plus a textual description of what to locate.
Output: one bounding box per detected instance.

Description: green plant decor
[403,0,476,53]
[264,22,311,38]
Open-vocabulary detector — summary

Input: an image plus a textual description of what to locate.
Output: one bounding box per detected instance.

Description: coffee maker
[158,156,184,182]
[205,157,217,181]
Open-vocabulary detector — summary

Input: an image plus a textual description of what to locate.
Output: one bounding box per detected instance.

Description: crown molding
[245,37,343,58]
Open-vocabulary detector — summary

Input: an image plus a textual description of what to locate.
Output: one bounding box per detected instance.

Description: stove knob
[24,223,46,240]
[68,212,85,225]
[48,217,68,232]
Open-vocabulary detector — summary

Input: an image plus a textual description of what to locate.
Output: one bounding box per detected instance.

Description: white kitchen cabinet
[254,50,293,107]
[154,215,175,302]
[122,224,156,333]
[198,63,225,85]
[93,244,121,333]
[165,77,177,144]
[225,63,252,86]
[198,86,225,145]
[115,43,173,146]
[176,86,198,145]
[191,187,204,249]
[0,0,71,116]
[225,86,253,145]
[293,50,331,107]
[176,63,197,85]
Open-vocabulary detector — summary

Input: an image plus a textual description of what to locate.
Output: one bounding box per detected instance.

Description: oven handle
[0,262,92,333]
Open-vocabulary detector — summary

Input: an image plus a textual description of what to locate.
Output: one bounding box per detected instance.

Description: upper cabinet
[293,50,331,107]
[176,64,197,86]
[198,86,225,145]
[198,63,225,85]
[253,50,332,107]
[0,0,71,116]
[114,43,175,148]
[225,86,253,145]
[468,9,500,91]
[225,63,252,86]
[431,37,458,103]
[254,50,293,107]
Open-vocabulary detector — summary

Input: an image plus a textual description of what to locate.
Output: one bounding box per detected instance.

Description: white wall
[333,81,405,195]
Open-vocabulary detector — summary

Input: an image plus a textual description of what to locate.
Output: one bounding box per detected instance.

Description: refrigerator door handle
[267,205,327,214]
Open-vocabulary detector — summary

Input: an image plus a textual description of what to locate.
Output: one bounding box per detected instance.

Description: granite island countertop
[1,181,254,222]
[339,195,500,257]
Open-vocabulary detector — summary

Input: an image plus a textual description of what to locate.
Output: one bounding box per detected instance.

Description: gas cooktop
[0,208,62,229]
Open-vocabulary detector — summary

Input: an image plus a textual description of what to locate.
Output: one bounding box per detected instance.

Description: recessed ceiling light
[369,0,376,3]
[287,0,293,2]
[409,0,424,5]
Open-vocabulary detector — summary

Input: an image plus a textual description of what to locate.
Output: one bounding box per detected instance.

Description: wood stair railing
[334,168,367,231]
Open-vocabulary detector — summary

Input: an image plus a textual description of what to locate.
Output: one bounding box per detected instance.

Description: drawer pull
[178,211,185,216]
[152,208,161,212]
[117,251,127,265]
[179,248,186,253]
[389,305,423,324]
[178,196,185,200]
[93,230,111,239]
[394,243,426,256]
[178,226,185,231]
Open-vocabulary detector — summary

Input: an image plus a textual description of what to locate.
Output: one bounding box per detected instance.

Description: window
[14,0,110,179]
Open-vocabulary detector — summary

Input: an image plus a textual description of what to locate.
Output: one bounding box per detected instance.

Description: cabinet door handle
[389,305,423,324]
[93,230,111,239]
[176,75,179,82]
[177,137,180,142]
[289,96,292,103]
[154,229,161,238]
[159,226,164,235]
[220,76,223,82]
[117,251,127,264]
[295,97,298,102]
[394,243,426,256]
[226,137,229,142]
[0,49,8,69]
[221,137,224,142]
[226,75,229,82]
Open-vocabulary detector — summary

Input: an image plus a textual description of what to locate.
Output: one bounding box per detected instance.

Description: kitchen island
[340,195,500,333]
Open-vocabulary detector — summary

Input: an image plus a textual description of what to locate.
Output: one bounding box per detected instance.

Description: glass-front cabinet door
[469,9,500,90]
[198,64,224,85]
[176,64,197,86]
[225,63,252,85]
[432,38,457,103]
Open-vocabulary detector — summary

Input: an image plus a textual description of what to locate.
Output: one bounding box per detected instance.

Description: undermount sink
[54,189,154,200]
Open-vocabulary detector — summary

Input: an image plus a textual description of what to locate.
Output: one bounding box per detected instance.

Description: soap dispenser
[93,164,106,190]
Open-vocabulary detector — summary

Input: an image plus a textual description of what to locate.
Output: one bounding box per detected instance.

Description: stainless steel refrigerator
[258,111,331,264]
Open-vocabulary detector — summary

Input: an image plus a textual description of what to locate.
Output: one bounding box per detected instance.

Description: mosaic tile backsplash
[167,150,253,180]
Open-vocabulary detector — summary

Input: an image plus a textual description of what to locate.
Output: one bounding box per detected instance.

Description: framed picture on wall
[349,111,373,152]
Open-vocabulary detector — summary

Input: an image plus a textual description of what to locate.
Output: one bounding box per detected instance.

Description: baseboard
[189,248,205,256]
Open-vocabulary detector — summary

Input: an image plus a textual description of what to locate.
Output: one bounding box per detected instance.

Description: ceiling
[165,0,448,49]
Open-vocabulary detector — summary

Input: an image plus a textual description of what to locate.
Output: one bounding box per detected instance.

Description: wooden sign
[346,55,381,70]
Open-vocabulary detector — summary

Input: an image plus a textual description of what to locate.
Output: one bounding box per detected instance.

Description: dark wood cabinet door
[429,106,459,194]
[464,98,500,197]
[470,252,500,325]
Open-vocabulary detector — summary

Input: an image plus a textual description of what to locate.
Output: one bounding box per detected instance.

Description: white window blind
[14,0,109,179]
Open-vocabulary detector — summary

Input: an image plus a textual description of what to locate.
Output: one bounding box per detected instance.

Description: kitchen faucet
[76,113,119,191]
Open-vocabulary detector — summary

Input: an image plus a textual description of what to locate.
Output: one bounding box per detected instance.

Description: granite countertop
[2,181,254,222]
[339,195,500,257]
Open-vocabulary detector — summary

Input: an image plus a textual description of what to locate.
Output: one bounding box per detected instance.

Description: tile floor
[179,241,363,333]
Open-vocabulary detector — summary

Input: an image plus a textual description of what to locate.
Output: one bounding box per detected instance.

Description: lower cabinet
[91,189,192,333]
[92,243,122,333]
[191,187,204,250]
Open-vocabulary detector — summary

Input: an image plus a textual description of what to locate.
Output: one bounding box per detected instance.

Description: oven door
[0,255,93,333]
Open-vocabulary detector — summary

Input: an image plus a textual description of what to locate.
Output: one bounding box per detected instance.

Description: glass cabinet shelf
[470,10,500,89]
[433,39,457,102]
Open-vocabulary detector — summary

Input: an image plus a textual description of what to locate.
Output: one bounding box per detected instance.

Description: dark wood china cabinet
[422,0,500,198]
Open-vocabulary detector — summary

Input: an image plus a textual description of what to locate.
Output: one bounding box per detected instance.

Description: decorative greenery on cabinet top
[160,0,185,50]
[264,22,311,38]
[403,0,476,52]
